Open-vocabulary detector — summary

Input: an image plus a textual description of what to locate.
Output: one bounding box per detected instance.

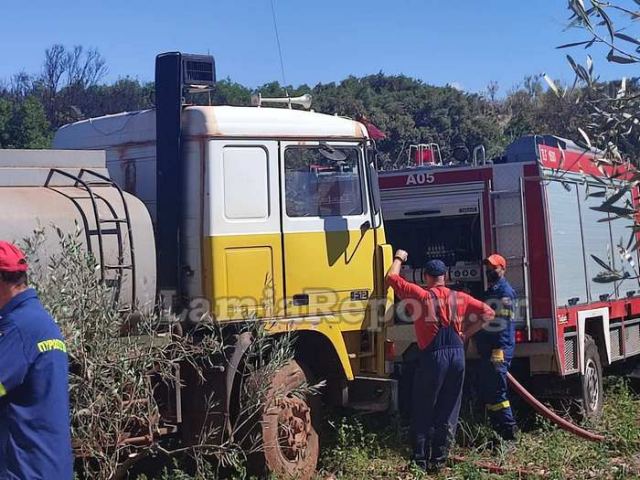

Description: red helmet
[0,241,28,272]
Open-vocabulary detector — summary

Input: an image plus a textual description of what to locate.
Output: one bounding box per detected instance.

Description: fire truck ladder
[44,168,137,308]
[490,177,532,340]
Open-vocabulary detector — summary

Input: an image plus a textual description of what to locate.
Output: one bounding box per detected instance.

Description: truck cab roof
[54,105,368,149]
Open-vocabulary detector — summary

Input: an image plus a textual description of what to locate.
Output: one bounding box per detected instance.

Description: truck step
[99,218,127,223]
[83,181,114,187]
[345,376,398,413]
[103,264,133,270]
[88,228,120,236]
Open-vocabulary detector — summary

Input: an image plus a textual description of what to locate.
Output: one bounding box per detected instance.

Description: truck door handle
[292,294,309,306]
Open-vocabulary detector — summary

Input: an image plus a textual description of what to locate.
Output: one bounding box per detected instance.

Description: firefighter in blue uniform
[476,253,518,440]
[0,241,73,479]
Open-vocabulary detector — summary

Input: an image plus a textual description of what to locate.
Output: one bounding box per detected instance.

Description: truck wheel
[262,359,319,480]
[580,335,603,418]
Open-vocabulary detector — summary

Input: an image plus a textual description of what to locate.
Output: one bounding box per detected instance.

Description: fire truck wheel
[580,335,603,418]
[261,359,319,480]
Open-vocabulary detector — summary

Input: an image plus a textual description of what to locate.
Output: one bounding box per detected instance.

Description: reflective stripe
[490,348,504,363]
[0,382,6,397]
[486,400,511,412]
[496,309,514,318]
[37,339,67,354]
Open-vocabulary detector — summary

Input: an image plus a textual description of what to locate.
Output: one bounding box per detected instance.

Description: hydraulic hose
[506,372,605,442]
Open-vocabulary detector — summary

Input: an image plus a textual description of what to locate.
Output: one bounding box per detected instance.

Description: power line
[269,0,287,87]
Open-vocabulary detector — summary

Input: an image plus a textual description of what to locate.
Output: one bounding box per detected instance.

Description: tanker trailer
[0,149,156,310]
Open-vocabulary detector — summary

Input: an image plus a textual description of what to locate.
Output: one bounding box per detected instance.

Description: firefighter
[476,253,518,441]
[386,250,494,472]
[0,241,73,479]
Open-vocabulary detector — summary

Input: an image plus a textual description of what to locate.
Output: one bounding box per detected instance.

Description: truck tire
[580,335,603,418]
[261,359,319,480]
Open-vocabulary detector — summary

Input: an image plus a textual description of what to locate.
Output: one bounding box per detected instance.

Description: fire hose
[506,372,605,442]
[446,373,604,477]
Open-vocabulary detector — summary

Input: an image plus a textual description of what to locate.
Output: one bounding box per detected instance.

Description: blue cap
[425,259,447,276]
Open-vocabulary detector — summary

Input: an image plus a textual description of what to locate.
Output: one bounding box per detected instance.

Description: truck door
[206,140,284,320]
[280,141,376,319]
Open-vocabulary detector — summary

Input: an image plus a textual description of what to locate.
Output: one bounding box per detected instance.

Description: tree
[74,78,154,119]
[0,98,12,148]
[5,41,629,167]
[548,1,640,283]
[37,44,107,128]
[309,73,507,167]
[212,78,252,106]
[486,80,500,102]
[554,1,640,162]
[7,96,51,148]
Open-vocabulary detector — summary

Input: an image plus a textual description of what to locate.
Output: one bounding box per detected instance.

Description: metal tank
[0,149,156,310]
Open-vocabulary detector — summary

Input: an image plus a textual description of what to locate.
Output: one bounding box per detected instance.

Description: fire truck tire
[261,359,319,480]
[580,335,603,418]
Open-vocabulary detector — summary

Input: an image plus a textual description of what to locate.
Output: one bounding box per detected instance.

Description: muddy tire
[261,359,319,480]
[580,335,603,418]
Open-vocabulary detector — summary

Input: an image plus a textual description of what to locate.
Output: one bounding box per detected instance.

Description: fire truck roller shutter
[544,178,640,373]
[547,180,638,305]
[601,185,639,300]
[545,181,589,306]
[578,184,620,303]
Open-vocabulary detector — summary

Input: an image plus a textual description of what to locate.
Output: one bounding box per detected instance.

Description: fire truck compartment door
[280,141,376,319]
[382,193,481,220]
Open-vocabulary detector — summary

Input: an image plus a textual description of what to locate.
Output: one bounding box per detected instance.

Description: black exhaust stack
[155,52,215,306]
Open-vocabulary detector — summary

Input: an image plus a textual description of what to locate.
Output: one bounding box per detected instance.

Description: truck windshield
[284,146,363,217]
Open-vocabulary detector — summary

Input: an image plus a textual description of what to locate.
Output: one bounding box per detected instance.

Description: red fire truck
[380,135,640,416]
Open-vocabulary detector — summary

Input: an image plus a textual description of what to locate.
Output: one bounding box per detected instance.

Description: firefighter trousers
[411,332,464,467]
[479,353,517,439]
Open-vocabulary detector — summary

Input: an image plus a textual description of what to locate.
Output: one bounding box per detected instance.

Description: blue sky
[0,1,630,94]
